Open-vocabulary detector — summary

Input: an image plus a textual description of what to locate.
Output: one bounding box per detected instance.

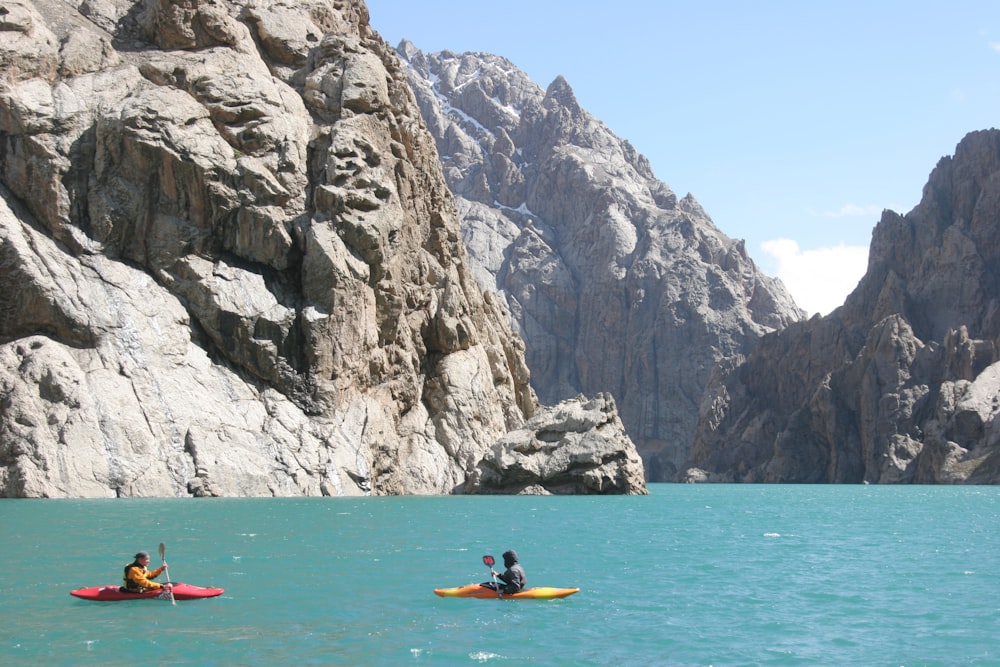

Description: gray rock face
[470,393,647,495]
[0,0,646,497]
[686,130,1000,484]
[395,44,805,480]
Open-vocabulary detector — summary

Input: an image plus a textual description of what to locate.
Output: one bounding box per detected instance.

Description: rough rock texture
[471,392,647,495]
[686,130,1000,484]
[395,44,805,481]
[0,0,646,497]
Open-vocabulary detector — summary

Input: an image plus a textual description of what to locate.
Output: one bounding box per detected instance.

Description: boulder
[471,393,647,495]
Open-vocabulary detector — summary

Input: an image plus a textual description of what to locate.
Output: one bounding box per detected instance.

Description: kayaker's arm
[126,565,167,590]
[494,564,526,591]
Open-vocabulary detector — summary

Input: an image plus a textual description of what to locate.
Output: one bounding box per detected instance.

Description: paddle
[158,542,176,605]
[483,554,501,598]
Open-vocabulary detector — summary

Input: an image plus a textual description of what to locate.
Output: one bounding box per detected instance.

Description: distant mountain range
[396,42,804,480]
[2,0,996,495]
[397,40,1000,484]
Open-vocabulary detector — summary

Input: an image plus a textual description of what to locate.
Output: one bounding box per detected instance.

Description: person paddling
[487,550,526,595]
[121,550,172,594]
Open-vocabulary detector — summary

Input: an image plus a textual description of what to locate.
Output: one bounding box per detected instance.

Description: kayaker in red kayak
[121,550,172,594]
[485,550,526,595]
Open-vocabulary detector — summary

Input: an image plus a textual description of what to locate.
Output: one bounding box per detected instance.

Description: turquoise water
[1,485,998,666]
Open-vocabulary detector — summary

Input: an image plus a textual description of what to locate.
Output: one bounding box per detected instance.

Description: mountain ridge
[396,41,806,479]
[686,129,1000,484]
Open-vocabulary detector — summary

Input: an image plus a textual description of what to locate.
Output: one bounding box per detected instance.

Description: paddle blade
[158,542,165,560]
[482,554,495,567]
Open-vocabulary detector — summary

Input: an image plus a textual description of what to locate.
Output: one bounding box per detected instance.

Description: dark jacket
[497,550,526,594]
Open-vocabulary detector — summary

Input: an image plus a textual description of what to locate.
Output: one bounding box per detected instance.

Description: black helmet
[502,550,518,567]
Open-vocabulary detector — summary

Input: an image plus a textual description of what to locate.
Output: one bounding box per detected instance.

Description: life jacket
[122,562,147,592]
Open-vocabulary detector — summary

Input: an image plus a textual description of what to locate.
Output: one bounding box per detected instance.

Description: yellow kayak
[434,584,579,599]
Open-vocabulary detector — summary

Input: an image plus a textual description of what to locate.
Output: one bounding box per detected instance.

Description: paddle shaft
[158,542,176,605]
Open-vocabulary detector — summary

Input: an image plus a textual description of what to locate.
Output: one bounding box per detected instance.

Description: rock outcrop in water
[471,392,646,495]
[0,0,646,497]
[394,43,805,480]
[685,130,1000,484]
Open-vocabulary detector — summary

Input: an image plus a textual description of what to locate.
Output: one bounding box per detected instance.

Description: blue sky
[367,1,1000,315]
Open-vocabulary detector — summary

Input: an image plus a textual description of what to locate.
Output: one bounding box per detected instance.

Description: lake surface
[2,484,997,666]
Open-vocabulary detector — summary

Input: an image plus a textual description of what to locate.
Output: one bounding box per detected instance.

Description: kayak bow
[70,583,224,601]
[434,584,579,599]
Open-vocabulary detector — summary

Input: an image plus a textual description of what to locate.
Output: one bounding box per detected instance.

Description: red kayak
[70,583,224,601]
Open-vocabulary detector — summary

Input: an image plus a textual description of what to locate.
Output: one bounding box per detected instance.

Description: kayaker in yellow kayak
[121,550,173,594]
[485,550,526,595]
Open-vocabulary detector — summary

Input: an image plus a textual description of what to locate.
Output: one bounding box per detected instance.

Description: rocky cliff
[686,130,1000,484]
[0,0,646,497]
[395,44,805,480]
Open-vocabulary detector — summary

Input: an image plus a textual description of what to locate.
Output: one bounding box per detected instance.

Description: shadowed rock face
[395,43,805,481]
[686,130,1000,485]
[0,0,645,497]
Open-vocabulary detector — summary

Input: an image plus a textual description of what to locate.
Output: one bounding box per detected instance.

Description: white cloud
[760,239,869,316]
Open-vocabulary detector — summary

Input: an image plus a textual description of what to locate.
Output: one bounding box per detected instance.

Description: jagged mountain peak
[687,128,1000,484]
[543,75,581,113]
[679,192,708,218]
[398,42,804,480]
[395,38,425,73]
